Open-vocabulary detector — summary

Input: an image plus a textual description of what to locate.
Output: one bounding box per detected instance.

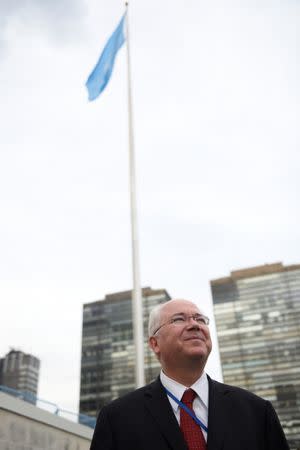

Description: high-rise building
[0,349,40,403]
[79,287,171,417]
[210,262,300,450]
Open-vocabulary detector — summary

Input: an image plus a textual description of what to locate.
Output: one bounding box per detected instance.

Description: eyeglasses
[153,313,210,335]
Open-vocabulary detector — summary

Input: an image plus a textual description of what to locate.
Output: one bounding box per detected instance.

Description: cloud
[0,0,86,50]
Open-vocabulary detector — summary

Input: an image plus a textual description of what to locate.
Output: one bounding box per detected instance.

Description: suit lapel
[207,377,232,450]
[144,378,188,450]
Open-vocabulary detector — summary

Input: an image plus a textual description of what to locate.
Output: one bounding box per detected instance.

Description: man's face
[149,299,212,370]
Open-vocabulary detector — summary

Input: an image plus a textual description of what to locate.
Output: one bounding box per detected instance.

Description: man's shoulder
[208,376,268,405]
[101,378,161,412]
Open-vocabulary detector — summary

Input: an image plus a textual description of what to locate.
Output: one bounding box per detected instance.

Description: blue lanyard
[164,387,208,434]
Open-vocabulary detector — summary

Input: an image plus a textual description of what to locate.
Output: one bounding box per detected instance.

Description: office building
[79,287,171,417]
[211,262,300,450]
[0,349,40,403]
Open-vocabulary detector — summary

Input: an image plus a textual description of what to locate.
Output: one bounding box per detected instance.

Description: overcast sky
[0,0,299,414]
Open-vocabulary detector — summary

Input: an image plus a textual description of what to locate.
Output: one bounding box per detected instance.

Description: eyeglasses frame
[153,313,210,336]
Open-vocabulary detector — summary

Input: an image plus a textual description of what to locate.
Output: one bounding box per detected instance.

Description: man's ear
[148,336,160,357]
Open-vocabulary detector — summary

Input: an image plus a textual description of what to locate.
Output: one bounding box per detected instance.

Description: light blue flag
[86,13,126,101]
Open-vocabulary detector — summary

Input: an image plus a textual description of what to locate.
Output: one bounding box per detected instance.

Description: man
[90,299,289,450]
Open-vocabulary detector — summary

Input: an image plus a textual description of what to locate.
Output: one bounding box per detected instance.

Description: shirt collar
[160,370,209,412]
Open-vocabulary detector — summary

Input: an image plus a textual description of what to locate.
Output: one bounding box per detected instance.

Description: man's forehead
[161,299,202,317]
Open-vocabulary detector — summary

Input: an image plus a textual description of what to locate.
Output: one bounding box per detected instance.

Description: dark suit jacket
[90,376,289,450]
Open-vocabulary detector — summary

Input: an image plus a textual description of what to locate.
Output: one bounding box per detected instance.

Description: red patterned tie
[180,389,207,450]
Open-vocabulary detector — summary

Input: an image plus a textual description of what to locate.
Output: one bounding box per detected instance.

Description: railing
[0,384,96,429]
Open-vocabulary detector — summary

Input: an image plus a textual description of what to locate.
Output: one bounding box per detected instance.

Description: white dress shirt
[160,370,209,442]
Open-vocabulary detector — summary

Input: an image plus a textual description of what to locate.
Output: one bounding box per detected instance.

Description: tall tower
[79,287,171,417]
[210,262,300,450]
[0,349,40,403]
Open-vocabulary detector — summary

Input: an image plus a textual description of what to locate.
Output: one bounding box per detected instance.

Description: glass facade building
[79,287,171,417]
[0,349,40,404]
[211,262,300,450]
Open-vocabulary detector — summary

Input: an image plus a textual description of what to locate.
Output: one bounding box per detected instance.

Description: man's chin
[184,342,211,359]
[186,347,208,358]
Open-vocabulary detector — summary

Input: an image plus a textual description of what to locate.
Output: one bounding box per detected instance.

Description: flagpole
[125,2,145,388]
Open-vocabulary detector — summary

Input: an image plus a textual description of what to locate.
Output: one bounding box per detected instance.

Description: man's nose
[186,316,200,327]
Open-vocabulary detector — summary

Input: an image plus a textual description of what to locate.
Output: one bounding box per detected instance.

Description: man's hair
[148,302,165,337]
[148,299,205,338]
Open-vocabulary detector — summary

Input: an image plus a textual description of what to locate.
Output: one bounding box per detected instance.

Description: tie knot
[181,388,197,406]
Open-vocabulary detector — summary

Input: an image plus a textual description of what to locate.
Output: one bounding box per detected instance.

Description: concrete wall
[0,392,93,450]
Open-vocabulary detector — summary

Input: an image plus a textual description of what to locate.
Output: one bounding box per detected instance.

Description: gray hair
[148,302,165,337]
[148,299,206,337]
